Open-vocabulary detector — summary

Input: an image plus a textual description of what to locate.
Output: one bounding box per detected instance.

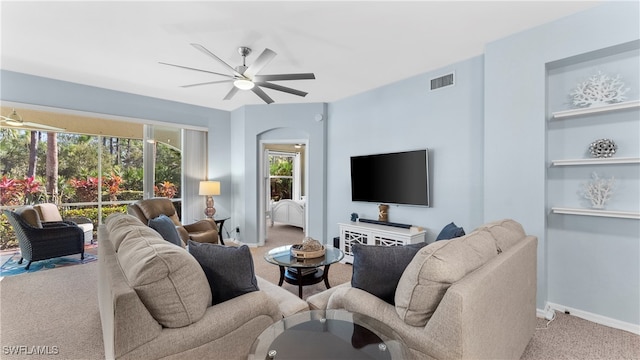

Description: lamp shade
[199,181,221,196]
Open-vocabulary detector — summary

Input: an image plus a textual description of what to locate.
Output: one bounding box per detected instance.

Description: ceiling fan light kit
[161,44,315,104]
[234,79,255,90]
[4,109,24,126]
[1,109,66,131]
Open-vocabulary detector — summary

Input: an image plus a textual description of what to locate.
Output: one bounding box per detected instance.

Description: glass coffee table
[264,245,344,298]
[249,309,408,359]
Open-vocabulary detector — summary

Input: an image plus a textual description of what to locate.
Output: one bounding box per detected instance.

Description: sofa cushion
[188,241,259,305]
[117,234,211,328]
[105,213,158,251]
[395,229,498,327]
[474,218,525,252]
[16,206,42,228]
[34,203,64,222]
[436,222,465,240]
[351,242,428,304]
[148,215,182,246]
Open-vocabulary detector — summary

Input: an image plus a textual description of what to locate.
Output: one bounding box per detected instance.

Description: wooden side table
[264,245,344,298]
[213,216,229,245]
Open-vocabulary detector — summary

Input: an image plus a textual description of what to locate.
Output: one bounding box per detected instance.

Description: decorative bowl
[290,244,326,259]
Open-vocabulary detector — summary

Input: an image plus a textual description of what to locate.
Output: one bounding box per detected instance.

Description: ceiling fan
[1,109,65,132]
[160,44,315,104]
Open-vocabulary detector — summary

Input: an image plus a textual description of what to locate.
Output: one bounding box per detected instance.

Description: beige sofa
[307,219,538,360]
[97,213,308,360]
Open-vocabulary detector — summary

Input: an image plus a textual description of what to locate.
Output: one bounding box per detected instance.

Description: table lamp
[199,181,220,218]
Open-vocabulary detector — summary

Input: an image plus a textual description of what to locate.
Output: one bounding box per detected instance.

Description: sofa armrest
[183,218,217,232]
[326,287,429,350]
[120,290,281,359]
[257,276,309,317]
[306,281,351,310]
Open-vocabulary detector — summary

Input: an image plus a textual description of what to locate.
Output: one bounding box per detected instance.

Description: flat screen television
[350,149,430,206]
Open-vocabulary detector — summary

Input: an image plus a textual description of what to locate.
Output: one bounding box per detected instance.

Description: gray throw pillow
[351,242,428,304]
[148,214,182,246]
[436,222,465,240]
[188,241,259,305]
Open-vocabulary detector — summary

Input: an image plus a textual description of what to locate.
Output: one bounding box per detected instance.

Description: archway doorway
[258,141,307,246]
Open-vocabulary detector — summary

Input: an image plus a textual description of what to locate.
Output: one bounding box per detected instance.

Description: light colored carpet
[0,225,638,360]
[0,261,105,360]
[522,312,640,359]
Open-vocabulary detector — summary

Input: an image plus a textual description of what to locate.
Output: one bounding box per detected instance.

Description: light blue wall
[326,55,485,242]
[485,1,639,324]
[207,110,233,223]
[228,103,327,245]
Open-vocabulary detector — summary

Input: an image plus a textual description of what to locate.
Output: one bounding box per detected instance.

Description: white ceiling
[1,1,601,112]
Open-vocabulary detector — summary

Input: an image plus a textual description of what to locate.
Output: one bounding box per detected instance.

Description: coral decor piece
[589,138,617,158]
[570,71,629,108]
[581,172,615,209]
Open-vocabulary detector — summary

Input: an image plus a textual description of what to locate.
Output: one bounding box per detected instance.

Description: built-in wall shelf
[551,100,640,120]
[551,157,640,166]
[551,207,640,220]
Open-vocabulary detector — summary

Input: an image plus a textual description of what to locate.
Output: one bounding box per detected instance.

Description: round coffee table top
[264,245,344,268]
[249,309,408,360]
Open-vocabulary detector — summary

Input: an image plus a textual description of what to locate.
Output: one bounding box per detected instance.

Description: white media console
[338,221,427,264]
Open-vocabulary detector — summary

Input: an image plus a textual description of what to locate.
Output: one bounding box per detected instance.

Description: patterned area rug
[0,244,98,277]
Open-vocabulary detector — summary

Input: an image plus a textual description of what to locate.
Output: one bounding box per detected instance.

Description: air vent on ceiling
[430,72,455,91]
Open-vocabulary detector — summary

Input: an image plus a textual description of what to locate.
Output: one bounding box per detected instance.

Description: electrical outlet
[235,226,240,233]
[544,304,555,320]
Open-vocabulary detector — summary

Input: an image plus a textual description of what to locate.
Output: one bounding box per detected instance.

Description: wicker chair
[3,207,85,270]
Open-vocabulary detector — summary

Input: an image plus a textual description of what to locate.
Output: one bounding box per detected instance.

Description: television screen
[350,149,430,206]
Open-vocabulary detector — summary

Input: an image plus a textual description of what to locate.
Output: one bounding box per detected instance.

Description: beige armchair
[127,197,219,244]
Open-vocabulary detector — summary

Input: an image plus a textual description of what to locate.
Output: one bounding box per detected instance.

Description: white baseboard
[539,302,640,335]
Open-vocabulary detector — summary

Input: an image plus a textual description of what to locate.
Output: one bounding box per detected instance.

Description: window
[0,107,192,250]
[268,151,301,201]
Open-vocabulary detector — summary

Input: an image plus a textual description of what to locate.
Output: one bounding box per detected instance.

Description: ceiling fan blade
[158,62,234,78]
[243,48,277,79]
[251,86,274,104]
[223,86,239,100]
[253,73,316,81]
[1,120,65,132]
[255,82,308,97]
[191,43,242,77]
[181,80,234,88]
[23,122,65,132]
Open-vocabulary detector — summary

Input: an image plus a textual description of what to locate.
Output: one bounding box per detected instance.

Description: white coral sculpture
[581,172,615,209]
[570,71,629,108]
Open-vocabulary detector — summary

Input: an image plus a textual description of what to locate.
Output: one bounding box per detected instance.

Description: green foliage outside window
[269,156,293,201]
